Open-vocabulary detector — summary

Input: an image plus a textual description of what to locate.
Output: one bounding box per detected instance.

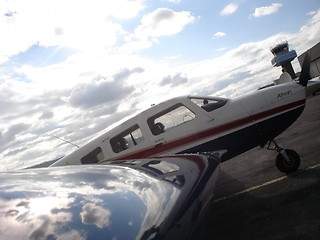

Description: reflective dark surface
[0,155,219,240]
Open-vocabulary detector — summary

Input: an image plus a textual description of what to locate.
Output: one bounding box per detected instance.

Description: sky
[0,0,320,170]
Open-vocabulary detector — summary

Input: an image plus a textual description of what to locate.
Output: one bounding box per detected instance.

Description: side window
[110,125,144,153]
[147,104,195,135]
[81,147,104,164]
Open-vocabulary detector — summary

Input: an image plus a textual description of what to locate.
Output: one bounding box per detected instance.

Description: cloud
[69,68,143,109]
[160,72,188,87]
[0,80,66,122]
[220,3,238,16]
[40,111,54,120]
[216,47,227,52]
[0,0,145,63]
[134,8,196,39]
[212,32,226,39]
[288,10,320,57]
[0,123,30,152]
[166,0,181,3]
[252,3,282,18]
[121,8,196,54]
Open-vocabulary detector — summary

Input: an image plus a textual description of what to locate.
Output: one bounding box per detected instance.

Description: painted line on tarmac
[213,162,320,204]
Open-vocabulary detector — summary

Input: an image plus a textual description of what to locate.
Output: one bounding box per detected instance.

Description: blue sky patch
[10,44,73,68]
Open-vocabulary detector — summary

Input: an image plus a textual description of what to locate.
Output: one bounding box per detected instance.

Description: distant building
[270,41,297,79]
[263,41,320,90]
[298,42,320,79]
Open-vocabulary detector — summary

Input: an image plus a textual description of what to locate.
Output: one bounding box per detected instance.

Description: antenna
[49,134,80,149]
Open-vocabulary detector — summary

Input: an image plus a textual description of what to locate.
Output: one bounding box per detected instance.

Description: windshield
[189,97,228,112]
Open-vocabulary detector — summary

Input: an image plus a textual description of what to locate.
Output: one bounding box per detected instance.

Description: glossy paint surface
[0,155,220,240]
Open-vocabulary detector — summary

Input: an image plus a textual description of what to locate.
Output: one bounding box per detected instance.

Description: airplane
[50,54,311,174]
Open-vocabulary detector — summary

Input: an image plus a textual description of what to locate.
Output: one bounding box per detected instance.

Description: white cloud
[0,0,145,63]
[0,123,30,153]
[289,10,320,56]
[160,72,188,87]
[134,8,196,39]
[307,11,317,16]
[252,3,282,18]
[216,47,227,52]
[121,8,196,54]
[68,68,142,109]
[220,3,238,16]
[166,0,181,3]
[212,31,227,39]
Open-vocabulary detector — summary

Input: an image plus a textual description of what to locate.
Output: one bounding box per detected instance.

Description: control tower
[270,41,297,79]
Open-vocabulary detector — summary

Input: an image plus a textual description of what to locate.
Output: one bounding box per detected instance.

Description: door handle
[155,142,163,147]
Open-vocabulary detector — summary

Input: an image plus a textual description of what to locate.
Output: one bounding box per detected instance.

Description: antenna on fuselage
[49,134,80,149]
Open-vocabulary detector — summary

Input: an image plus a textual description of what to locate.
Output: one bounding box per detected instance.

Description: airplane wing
[306,78,320,96]
[0,154,220,240]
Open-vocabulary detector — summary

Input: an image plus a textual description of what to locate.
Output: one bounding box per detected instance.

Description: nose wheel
[265,140,301,174]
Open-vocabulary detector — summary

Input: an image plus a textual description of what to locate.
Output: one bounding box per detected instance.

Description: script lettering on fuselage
[155,138,165,144]
[277,90,292,99]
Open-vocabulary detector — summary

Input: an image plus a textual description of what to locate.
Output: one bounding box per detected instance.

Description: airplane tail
[298,53,311,87]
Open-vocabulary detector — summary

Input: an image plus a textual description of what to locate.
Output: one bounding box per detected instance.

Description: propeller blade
[298,53,311,87]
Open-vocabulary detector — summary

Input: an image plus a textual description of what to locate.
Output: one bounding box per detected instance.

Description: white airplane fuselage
[51,82,306,167]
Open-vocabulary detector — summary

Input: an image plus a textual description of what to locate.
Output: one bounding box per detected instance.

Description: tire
[275,149,301,174]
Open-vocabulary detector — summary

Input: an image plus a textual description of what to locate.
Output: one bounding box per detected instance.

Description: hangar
[298,41,320,78]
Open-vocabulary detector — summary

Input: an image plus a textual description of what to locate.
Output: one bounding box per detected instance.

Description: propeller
[298,53,311,87]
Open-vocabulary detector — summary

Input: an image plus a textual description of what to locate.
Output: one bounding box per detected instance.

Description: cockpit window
[110,125,144,153]
[81,147,104,164]
[147,104,195,135]
[110,159,185,187]
[190,97,228,112]
[143,160,180,174]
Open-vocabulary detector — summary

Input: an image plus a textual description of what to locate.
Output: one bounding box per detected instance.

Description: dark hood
[0,154,220,240]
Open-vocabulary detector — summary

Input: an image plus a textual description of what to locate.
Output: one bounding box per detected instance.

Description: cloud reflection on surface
[0,164,181,239]
[81,203,111,228]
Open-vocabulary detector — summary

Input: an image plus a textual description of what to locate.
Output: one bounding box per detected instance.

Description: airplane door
[233,95,269,152]
[146,103,208,154]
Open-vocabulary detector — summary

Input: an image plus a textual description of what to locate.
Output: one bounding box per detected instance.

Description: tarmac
[196,93,320,240]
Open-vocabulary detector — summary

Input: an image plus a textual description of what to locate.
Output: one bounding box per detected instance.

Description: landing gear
[265,139,301,174]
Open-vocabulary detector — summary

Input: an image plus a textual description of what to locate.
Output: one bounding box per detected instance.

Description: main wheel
[275,149,300,174]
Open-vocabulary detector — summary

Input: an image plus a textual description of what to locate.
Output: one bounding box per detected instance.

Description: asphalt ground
[196,93,320,240]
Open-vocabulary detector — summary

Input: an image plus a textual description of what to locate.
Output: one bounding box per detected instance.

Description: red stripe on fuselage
[116,99,306,160]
